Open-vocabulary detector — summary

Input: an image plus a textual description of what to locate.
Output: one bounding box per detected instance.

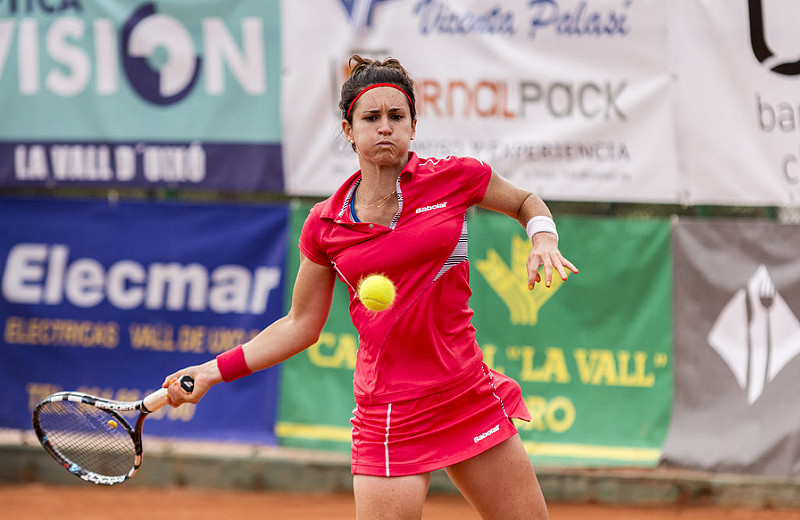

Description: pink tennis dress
[299,153,530,476]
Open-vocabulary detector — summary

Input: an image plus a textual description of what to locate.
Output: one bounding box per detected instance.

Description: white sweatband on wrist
[526,216,558,242]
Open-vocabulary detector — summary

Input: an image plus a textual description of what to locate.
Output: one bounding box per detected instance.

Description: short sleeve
[454,156,492,205]
[298,204,331,266]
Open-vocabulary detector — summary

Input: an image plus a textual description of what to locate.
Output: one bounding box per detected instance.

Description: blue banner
[0,198,288,444]
[1,141,283,191]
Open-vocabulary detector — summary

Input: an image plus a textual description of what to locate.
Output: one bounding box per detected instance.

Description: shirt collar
[320,152,420,221]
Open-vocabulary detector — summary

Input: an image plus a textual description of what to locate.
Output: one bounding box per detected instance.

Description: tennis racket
[32,375,194,485]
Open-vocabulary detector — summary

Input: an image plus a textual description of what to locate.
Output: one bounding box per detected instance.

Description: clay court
[4,484,800,520]
[3,437,799,519]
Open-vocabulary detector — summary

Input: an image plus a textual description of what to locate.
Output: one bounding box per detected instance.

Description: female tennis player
[164,55,577,520]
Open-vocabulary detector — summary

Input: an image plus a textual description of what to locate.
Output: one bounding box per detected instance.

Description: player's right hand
[162,360,220,406]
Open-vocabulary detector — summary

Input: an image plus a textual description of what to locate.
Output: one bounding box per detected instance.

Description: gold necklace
[356,186,397,209]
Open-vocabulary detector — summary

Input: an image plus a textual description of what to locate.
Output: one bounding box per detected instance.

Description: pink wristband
[216,344,252,382]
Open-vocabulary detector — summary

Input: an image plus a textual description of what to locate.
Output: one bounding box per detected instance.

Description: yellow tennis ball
[358,274,396,312]
[107,420,118,429]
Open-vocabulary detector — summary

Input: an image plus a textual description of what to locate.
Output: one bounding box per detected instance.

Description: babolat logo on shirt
[415,202,448,214]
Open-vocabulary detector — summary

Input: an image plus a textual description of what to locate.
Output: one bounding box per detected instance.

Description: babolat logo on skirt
[473,424,500,443]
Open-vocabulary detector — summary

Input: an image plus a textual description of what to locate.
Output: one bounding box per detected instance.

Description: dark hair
[339,55,416,123]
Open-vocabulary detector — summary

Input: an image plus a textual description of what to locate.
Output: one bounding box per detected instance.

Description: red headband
[346,83,415,118]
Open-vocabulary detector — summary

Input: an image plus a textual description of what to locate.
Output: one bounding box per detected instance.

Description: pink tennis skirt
[350,362,531,477]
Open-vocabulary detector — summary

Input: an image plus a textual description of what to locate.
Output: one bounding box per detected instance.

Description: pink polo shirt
[299,153,492,405]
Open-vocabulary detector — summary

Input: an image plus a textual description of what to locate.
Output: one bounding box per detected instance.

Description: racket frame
[31,377,191,485]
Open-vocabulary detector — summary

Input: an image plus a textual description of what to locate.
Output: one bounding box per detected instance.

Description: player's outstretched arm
[478,170,578,289]
[163,254,337,406]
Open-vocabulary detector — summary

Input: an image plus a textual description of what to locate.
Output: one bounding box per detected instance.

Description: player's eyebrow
[361,106,407,114]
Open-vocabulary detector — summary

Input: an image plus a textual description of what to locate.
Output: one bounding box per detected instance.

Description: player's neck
[358,166,401,200]
[358,154,407,188]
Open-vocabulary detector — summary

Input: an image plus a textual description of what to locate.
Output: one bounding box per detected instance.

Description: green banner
[470,213,672,467]
[278,206,673,467]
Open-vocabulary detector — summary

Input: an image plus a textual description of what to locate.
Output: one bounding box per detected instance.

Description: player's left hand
[527,232,578,289]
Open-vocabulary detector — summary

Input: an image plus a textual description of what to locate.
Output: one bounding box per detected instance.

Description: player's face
[345,87,416,167]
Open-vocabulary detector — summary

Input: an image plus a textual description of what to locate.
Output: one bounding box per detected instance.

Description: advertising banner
[278,206,673,467]
[672,0,800,205]
[1,198,288,444]
[282,0,680,203]
[661,219,800,477]
[471,214,672,467]
[0,0,283,191]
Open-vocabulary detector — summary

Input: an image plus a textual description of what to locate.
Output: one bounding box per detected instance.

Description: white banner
[282,0,680,202]
[673,0,800,206]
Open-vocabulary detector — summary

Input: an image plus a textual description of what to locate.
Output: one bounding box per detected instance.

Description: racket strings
[37,400,136,478]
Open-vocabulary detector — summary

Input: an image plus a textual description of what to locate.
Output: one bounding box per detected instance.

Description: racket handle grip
[142,375,195,413]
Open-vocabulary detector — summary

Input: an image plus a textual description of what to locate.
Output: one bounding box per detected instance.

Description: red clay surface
[3,484,800,519]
